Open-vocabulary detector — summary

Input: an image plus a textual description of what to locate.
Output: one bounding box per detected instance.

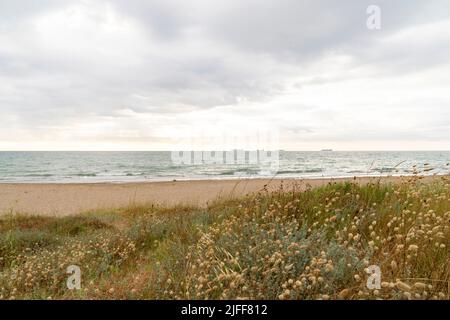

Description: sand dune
[0,176,437,216]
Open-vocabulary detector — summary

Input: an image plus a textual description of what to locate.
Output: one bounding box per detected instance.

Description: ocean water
[0,151,448,183]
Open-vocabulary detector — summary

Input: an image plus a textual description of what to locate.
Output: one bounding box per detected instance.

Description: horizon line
[0,150,449,152]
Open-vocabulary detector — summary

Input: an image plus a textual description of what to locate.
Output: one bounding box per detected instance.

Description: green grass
[0,176,448,300]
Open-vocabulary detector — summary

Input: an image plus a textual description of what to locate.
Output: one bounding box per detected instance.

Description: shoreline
[0,172,446,184]
[0,175,445,216]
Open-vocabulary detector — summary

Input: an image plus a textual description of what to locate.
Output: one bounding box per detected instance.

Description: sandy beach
[0,176,438,216]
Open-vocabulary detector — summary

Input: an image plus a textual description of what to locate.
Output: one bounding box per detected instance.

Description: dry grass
[0,176,449,300]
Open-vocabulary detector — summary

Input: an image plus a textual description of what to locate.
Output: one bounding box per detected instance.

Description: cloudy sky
[0,0,449,150]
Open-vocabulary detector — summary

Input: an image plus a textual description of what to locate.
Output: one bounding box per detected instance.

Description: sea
[0,151,448,183]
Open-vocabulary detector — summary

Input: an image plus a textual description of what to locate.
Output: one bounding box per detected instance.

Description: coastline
[0,172,438,184]
[0,175,443,216]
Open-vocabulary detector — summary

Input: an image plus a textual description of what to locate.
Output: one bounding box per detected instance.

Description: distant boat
[321,149,333,152]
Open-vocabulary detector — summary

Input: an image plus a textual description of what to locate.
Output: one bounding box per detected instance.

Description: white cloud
[0,0,449,150]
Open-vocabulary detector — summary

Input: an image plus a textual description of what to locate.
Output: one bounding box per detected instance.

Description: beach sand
[0,176,437,216]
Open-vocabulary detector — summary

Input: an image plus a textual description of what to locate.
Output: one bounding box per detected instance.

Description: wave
[276,168,323,174]
[217,168,262,175]
[371,167,398,173]
[74,173,97,177]
[23,173,54,177]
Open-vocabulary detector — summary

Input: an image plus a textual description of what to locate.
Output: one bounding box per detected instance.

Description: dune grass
[0,176,448,300]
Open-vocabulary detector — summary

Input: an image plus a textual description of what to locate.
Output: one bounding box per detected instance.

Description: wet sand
[0,176,437,216]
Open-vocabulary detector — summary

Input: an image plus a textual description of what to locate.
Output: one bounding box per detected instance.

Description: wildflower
[339,289,350,299]
[391,261,398,270]
[414,282,426,290]
[285,264,293,271]
[396,281,411,292]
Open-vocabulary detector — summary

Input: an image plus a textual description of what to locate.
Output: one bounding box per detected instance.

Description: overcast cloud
[0,0,449,150]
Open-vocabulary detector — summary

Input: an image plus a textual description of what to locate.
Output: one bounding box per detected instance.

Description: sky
[0,0,449,151]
